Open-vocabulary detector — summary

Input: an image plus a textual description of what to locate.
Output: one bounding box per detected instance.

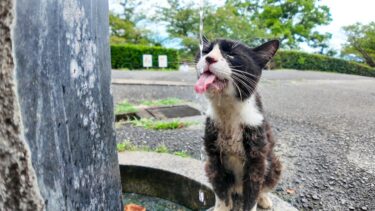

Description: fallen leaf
[286,188,295,194]
[125,203,146,211]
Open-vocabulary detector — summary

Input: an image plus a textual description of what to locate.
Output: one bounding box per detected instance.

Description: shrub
[272,50,375,77]
[111,44,180,70]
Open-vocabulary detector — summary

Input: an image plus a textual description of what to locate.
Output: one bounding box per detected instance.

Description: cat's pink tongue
[194,72,216,94]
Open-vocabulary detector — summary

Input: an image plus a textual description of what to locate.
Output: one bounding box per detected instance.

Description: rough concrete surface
[2,0,122,210]
[0,0,44,210]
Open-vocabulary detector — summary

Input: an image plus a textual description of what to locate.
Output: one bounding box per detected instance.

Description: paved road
[112,69,370,83]
[112,69,375,210]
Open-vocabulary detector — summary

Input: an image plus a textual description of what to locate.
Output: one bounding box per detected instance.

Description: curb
[112,79,193,86]
[118,151,298,211]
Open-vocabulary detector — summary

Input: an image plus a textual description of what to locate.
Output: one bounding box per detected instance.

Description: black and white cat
[194,39,282,211]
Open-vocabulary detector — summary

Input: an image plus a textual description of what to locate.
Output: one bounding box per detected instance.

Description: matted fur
[197,39,282,211]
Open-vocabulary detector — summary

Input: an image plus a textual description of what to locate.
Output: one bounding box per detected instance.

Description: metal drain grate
[145,105,201,119]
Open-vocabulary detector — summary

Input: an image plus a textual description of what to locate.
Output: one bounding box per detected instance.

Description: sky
[316,0,374,51]
[109,0,375,51]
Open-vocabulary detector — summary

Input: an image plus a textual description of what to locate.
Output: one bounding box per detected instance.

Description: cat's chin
[206,79,228,94]
[207,79,228,93]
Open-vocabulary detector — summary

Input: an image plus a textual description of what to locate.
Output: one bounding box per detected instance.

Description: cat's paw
[213,197,232,211]
[257,194,273,209]
[250,204,258,211]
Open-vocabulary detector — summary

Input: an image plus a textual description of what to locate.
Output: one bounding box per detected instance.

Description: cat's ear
[253,40,279,67]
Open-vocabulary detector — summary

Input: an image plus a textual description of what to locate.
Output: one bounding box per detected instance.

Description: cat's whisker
[230,72,258,89]
[230,74,254,94]
[232,71,258,79]
[231,73,260,88]
[231,77,254,96]
[232,40,240,50]
[231,68,261,79]
[230,71,257,82]
[229,66,258,75]
[229,65,244,68]
[206,70,254,95]
[208,68,257,94]
[232,80,243,101]
[234,77,254,91]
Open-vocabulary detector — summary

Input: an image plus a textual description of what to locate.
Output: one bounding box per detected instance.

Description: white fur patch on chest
[207,94,263,127]
[207,94,264,156]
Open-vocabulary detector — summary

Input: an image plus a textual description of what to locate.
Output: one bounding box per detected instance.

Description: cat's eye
[202,49,210,54]
[202,44,213,54]
[220,43,232,52]
[227,55,234,59]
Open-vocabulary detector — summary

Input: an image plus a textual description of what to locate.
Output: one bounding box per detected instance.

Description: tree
[342,22,375,67]
[109,13,151,44]
[157,0,332,54]
[155,0,200,55]
[109,0,152,45]
[242,0,332,49]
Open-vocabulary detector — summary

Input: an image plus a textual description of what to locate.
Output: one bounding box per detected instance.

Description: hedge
[111,44,179,70]
[272,50,375,77]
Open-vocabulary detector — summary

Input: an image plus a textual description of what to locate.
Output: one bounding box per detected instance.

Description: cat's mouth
[194,71,228,94]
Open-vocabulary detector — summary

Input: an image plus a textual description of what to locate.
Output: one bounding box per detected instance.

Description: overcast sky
[317,0,374,50]
[109,0,375,51]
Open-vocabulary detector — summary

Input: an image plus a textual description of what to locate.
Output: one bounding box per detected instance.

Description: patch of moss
[129,118,193,130]
[115,100,138,114]
[140,98,184,107]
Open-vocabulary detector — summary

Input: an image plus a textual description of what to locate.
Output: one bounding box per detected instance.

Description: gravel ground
[113,70,375,211]
[116,123,205,159]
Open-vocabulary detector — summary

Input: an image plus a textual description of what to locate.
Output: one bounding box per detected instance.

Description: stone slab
[9,0,123,210]
[118,152,298,211]
[0,0,44,210]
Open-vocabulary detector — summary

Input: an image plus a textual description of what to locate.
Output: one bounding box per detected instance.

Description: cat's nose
[205,56,217,64]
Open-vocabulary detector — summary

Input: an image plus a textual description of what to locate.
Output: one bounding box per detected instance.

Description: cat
[194,38,282,211]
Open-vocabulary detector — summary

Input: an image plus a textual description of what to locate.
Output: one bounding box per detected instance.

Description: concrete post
[0,0,122,210]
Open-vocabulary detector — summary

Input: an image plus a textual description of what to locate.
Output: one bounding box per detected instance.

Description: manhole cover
[146,105,201,119]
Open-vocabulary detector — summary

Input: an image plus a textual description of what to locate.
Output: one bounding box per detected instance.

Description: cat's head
[194,39,279,101]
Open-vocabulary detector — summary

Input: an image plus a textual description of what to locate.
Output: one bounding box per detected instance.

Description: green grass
[116,141,189,158]
[155,144,169,153]
[140,98,184,107]
[173,151,190,158]
[129,118,192,130]
[114,98,185,115]
[117,140,137,152]
[115,100,138,114]
[117,141,151,152]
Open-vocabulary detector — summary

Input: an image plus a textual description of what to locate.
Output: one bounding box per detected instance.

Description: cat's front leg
[242,171,262,211]
[242,126,268,211]
[205,155,235,208]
